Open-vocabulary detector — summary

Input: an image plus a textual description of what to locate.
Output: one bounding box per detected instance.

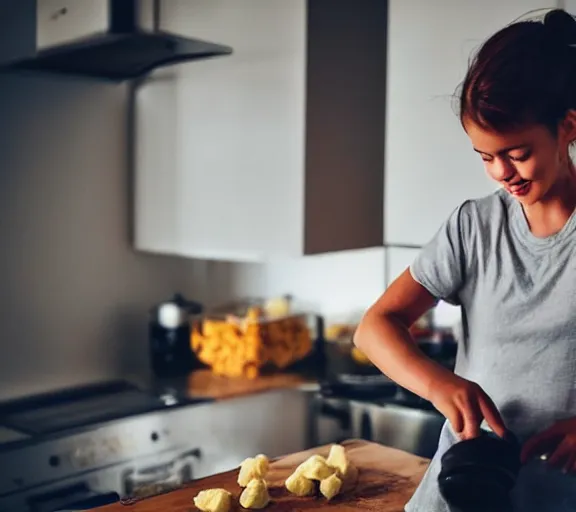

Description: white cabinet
[134,0,387,262]
[384,1,556,246]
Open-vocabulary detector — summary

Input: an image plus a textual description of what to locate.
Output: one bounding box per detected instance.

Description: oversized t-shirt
[404,188,576,512]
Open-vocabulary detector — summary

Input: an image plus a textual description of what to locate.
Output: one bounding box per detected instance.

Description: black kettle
[438,429,521,512]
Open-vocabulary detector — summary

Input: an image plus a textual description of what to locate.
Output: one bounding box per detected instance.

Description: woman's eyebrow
[473,144,531,155]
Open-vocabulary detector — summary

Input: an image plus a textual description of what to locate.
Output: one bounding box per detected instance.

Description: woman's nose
[491,158,517,183]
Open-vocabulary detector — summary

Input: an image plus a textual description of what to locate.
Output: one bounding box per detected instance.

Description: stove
[312,386,445,460]
[0,380,212,512]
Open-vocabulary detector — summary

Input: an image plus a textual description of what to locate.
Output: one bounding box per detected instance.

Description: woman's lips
[508,181,531,196]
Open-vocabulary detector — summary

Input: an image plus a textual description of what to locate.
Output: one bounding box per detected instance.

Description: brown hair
[460,9,576,134]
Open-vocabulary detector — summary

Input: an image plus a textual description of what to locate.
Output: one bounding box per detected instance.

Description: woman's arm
[354,268,507,439]
[353,268,449,400]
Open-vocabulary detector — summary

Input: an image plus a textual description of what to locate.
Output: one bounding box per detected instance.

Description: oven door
[27,484,119,512]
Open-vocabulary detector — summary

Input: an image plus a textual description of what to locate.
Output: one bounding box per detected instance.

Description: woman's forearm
[353,308,454,401]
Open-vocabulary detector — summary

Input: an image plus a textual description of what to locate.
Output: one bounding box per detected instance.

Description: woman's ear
[559,110,576,145]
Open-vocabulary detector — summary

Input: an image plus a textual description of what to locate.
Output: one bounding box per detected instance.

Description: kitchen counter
[186,369,317,400]
[147,369,317,402]
[92,439,429,511]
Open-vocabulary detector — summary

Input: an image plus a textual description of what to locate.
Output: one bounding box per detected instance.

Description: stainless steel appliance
[349,398,445,458]
[0,381,211,511]
[312,387,445,459]
[0,383,312,512]
[312,332,454,458]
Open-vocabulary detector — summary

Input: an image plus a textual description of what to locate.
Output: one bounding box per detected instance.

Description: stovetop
[0,380,212,447]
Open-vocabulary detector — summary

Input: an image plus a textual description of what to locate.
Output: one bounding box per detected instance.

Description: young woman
[354,8,576,512]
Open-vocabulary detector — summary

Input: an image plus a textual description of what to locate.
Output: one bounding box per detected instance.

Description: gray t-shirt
[405,188,576,512]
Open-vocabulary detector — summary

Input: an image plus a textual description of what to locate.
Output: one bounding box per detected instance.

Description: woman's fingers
[432,377,506,442]
[478,393,507,438]
[448,409,464,437]
[461,397,483,440]
[521,427,561,463]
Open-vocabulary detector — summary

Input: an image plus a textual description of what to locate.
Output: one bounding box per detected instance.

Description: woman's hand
[428,374,507,440]
[521,417,576,473]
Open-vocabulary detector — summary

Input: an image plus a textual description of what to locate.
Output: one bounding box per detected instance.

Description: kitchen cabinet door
[134,0,387,262]
[384,0,556,247]
[134,77,180,255]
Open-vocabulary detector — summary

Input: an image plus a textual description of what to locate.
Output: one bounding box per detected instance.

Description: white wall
[0,74,209,400]
[208,248,387,324]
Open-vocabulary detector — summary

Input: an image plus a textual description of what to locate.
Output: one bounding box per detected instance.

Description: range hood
[2,0,232,81]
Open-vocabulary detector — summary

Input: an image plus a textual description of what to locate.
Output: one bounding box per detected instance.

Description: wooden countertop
[92,440,430,512]
[149,369,317,401]
[189,369,316,399]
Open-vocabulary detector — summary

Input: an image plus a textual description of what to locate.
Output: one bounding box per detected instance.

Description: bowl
[438,429,521,511]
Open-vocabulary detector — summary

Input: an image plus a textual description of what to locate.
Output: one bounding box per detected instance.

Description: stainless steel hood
[1,0,232,81]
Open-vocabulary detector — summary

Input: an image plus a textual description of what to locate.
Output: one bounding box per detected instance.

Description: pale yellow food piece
[320,473,342,501]
[239,478,271,509]
[285,471,315,496]
[193,489,232,512]
[254,454,270,475]
[326,444,350,477]
[238,454,270,487]
[294,455,335,481]
[326,445,359,492]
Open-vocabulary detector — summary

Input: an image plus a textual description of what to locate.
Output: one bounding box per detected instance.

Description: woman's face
[463,117,575,205]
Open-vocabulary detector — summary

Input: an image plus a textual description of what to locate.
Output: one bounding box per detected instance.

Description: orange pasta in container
[190,297,314,379]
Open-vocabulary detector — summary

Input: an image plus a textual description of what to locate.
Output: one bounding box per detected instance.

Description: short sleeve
[410,202,472,305]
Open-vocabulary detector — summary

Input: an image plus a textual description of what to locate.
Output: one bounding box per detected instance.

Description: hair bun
[544,9,576,46]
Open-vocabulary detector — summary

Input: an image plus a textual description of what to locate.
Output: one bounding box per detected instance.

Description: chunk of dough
[320,473,342,501]
[285,471,315,496]
[238,454,270,487]
[239,478,270,509]
[294,455,335,481]
[193,489,232,512]
[326,444,357,482]
[326,445,347,475]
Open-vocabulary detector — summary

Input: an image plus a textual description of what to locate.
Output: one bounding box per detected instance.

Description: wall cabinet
[135,0,387,262]
[135,0,558,260]
[384,0,556,246]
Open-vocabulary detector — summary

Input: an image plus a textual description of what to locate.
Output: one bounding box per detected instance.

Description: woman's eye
[509,152,531,162]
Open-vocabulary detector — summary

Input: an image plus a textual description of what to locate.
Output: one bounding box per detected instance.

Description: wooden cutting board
[92,440,430,512]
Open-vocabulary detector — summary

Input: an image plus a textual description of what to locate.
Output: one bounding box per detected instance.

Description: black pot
[438,429,521,512]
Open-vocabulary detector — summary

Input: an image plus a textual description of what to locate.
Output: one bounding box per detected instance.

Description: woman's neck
[523,168,576,238]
